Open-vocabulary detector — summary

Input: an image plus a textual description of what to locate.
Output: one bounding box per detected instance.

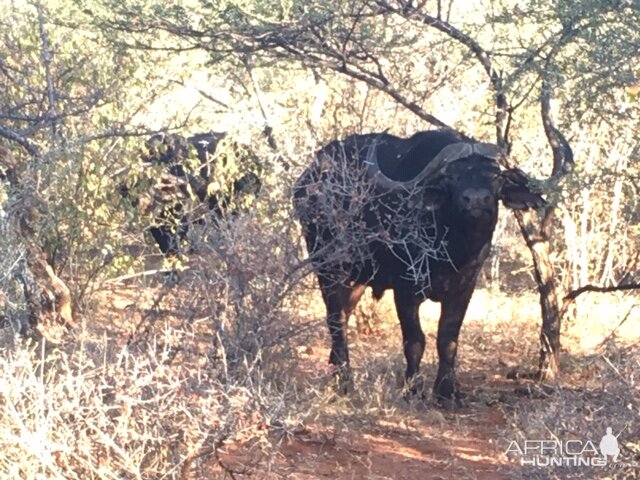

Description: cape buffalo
[121,132,261,257]
[293,129,546,404]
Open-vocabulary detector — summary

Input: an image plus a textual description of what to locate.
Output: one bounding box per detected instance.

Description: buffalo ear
[500,185,547,210]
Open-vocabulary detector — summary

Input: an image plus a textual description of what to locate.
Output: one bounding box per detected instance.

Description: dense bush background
[0,1,638,478]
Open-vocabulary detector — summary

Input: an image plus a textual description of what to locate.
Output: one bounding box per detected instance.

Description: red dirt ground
[95,282,638,480]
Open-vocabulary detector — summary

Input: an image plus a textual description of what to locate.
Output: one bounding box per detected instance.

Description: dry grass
[0,317,297,479]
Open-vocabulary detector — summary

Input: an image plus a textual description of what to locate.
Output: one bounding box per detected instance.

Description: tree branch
[540,80,574,177]
[560,283,640,320]
[377,1,508,146]
[269,38,457,133]
[35,2,59,139]
[565,283,640,301]
[0,125,41,158]
[242,55,280,152]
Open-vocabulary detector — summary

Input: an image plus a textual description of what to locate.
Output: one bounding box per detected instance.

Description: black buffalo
[122,131,261,256]
[293,129,545,403]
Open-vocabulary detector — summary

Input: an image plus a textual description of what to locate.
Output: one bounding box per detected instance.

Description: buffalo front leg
[393,287,426,395]
[434,287,474,403]
[319,279,366,393]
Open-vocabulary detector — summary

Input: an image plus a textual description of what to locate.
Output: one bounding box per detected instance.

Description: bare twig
[596,305,638,349]
[103,267,190,286]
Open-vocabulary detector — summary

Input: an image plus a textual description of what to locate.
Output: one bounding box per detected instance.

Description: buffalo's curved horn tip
[471,142,503,160]
[364,136,403,191]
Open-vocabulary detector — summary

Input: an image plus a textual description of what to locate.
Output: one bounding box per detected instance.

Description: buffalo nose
[461,188,492,210]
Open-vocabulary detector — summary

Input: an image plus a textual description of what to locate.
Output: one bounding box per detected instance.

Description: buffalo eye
[418,186,447,210]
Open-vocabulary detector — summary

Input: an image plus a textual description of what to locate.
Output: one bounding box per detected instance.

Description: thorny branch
[297,144,454,296]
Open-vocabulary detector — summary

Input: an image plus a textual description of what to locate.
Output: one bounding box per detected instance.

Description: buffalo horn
[365,138,503,191]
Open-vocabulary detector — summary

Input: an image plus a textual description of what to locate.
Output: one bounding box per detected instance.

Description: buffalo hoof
[435,391,468,410]
[330,365,353,396]
[403,375,428,400]
[434,377,466,409]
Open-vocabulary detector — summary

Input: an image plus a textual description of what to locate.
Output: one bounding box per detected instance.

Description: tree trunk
[515,210,561,379]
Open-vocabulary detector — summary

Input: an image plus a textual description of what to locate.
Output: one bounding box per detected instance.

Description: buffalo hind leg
[149,226,178,257]
[434,287,474,406]
[393,287,426,397]
[319,278,366,394]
